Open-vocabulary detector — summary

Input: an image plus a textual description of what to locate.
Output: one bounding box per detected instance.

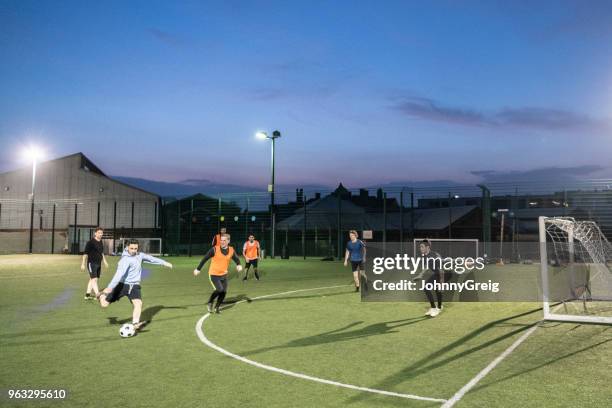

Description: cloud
[393,96,489,126]
[471,165,607,182]
[249,88,290,101]
[391,95,611,133]
[147,28,184,47]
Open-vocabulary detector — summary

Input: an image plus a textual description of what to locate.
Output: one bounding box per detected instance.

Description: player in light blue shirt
[343,230,366,292]
[99,239,172,330]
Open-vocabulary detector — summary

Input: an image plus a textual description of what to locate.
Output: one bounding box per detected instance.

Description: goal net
[540,216,612,324]
[117,238,163,256]
[413,238,479,259]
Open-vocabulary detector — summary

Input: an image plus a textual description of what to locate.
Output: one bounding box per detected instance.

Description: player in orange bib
[242,234,261,281]
[193,234,242,314]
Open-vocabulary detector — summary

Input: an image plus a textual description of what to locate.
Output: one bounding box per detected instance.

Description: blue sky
[1,0,611,188]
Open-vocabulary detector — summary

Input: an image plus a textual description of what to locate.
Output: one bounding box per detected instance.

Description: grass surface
[1,255,611,407]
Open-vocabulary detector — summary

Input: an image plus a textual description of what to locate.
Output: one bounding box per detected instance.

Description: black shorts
[246,259,258,268]
[351,261,364,272]
[106,283,142,303]
[87,263,101,279]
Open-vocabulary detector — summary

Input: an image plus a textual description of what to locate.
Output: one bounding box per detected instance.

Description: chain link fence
[0,198,160,254]
[158,180,612,260]
[2,180,611,257]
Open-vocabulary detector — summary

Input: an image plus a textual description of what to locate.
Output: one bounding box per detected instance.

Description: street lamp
[256,130,282,258]
[23,146,43,253]
[448,193,460,239]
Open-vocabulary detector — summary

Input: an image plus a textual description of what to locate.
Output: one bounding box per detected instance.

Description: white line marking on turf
[442,304,564,408]
[441,324,539,408]
[195,285,447,404]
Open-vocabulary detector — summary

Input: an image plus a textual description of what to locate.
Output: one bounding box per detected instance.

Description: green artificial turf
[1,255,610,407]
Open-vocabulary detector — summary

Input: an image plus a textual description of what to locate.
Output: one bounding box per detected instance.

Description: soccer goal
[412,238,479,259]
[117,238,163,256]
[540,216,612,324]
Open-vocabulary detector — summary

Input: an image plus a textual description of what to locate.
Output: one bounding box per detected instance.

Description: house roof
[277,199,478,231]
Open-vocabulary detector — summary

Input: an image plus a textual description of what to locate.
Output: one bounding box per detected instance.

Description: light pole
[256,130,282,258]
[25,146,43,254]
[448,193,460,239]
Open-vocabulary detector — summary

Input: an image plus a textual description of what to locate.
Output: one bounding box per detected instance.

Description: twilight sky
[1,0,611,188]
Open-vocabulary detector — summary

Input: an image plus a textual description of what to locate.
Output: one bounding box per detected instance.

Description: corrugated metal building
[0,153,160,254]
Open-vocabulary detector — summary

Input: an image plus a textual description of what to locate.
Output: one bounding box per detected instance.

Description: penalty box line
[443,304,567,407]
[195,284,448,404]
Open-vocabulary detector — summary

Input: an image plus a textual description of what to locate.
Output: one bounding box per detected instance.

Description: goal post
[539,216,612,324]
[412,238,479,259]
[117,238,163,256]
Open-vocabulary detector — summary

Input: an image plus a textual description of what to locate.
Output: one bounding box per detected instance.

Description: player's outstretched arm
[141,253,172,268]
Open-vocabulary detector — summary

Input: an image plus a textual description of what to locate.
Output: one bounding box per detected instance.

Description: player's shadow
[346,307,543,404]
[107,305,187,325]
[254,290,353,302]
[240,317,428,357]
[218,294,252,311]
[470,336,612,394]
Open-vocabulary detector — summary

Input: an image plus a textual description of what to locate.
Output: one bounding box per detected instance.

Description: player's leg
[432,272,451,316]
[99,293,110,308]
[127,285,147,329]
[423,273,437,316]
[91,264,101,297]
[91,278,100,297]
[132,299,142,323]
[99,283,123,308]
[85,278,93,299]
[208,275,223,312]
[85,263,94,299]
[358,263,367,292]
[351,261,360,291]
[214,276,228,313]
[243,262,251,281]
[253,259,260,280]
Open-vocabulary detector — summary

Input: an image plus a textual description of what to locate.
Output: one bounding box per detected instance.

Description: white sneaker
[430,307,441,317]
[425,308,436,316]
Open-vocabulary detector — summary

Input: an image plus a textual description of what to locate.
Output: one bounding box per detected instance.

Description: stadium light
[255,130,282,258]
[23,145,44,254]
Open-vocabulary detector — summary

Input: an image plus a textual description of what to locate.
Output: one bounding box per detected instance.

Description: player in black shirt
[80,227,108,300]
[418,239,449,317]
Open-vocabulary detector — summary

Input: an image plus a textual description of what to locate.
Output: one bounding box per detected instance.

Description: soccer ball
[119,323,136,338]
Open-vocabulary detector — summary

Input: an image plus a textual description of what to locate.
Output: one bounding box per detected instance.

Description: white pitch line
[442,303,567,408]
[195,285,447,404]
[441,323,540,408]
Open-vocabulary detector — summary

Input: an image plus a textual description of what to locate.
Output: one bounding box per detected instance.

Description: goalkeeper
[193,234,242,314]
[418,239,450,317]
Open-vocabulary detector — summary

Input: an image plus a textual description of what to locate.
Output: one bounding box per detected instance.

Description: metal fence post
[188,199,193,257]
[383,191,387,252]
[131,201,135,238]
[337,194,342,259]
[410,191,415,241]
[177,200,181,256]
[73,202,78,254]
[51,203,56,254]
[113,201,117,254]
[400,190,404,245]
[302,194,306,259]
